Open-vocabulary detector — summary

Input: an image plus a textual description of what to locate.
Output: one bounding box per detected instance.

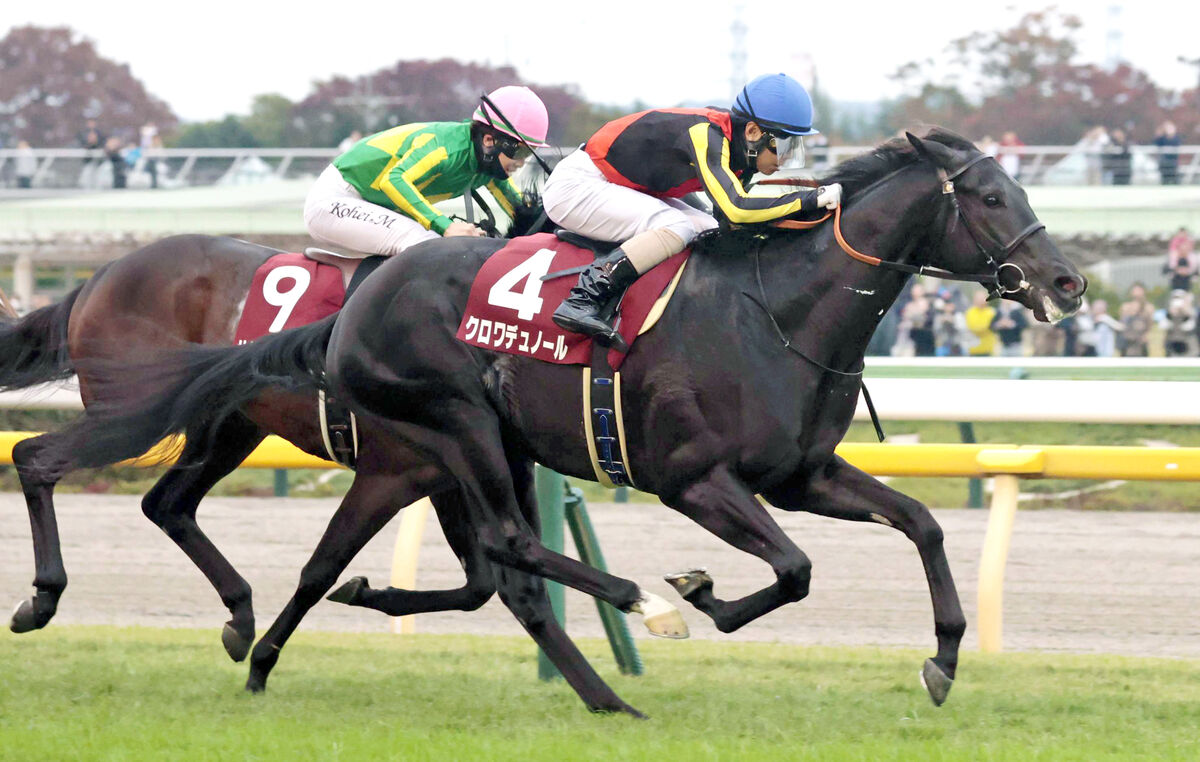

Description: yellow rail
[0,431,336,470]
[5,430,1197,652]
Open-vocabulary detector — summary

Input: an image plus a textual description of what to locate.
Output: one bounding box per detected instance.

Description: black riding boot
[552,250,639,351]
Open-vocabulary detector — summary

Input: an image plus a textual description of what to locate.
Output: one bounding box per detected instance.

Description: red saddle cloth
[456,233,688,370]
[234,253,346,344]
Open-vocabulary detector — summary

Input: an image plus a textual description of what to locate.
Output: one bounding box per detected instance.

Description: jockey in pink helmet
[304,85,550,257]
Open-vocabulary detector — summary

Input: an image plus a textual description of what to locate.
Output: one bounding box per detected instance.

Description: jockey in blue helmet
[543,73,841,350]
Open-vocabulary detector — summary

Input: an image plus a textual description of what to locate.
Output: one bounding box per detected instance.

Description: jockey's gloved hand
[816,183,843,210]
[445,221,487,237]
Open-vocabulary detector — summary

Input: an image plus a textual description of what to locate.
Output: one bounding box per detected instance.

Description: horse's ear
[905,131,929,158]
[906,131,956,168]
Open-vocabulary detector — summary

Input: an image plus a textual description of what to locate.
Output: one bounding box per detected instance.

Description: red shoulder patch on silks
[456,233,688,369]
[234,253,346,344]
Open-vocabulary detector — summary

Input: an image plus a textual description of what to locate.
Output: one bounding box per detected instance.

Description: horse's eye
[984,194,1003,207]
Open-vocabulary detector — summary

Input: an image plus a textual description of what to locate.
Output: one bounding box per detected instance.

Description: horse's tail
[0,284,84,391]
[28,314,338,478]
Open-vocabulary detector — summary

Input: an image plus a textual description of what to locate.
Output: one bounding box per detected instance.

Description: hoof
[920,658,954,706]
[9,598,39,634]
[630,590,689,639]
[245,674,267,694]
[663,569,712,600]
[590,702,648,720]
[221,621,254,663]
[326,576,368,606]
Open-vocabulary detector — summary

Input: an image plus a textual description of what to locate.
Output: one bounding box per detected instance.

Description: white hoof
[630,590,689,639]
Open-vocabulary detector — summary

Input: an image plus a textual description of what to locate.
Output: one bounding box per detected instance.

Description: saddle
[304,247,375,290]
[232,249,386,471]
[553,230,620,258]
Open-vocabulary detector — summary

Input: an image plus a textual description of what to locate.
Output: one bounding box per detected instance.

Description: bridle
[747,150,1048,441]
[772,152,1046,299]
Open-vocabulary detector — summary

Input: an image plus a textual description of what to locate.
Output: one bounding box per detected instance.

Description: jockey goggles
[497,138,531,160]
[766,131,805,169]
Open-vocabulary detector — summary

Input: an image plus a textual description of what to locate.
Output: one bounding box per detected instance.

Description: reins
[766,153,1043,297]
[743,236,887,442]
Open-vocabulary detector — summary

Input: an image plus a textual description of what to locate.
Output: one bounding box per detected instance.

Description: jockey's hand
[445,221,486,237]
[816,183,843,210]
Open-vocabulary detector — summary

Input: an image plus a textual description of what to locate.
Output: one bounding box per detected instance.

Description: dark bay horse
[27,129,1087,716]
[0,191,566,658]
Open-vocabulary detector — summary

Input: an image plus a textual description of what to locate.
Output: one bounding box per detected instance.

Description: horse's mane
[815,127,979,202]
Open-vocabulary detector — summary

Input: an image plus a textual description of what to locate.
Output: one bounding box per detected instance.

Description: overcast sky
[7,1,1199,122]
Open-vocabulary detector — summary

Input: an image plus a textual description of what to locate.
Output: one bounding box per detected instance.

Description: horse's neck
[761,178,939,367]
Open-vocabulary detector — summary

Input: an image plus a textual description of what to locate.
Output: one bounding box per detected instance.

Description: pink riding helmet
[472,86,550,147]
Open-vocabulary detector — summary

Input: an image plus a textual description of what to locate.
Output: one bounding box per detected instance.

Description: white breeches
[542,150,717,246]
[303,165,439,257]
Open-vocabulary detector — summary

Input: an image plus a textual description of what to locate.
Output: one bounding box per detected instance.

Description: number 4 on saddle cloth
[456,232,690,488]
[235,251,385,469]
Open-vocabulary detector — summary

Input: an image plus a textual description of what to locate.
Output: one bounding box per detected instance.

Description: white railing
[2,145,1198,189]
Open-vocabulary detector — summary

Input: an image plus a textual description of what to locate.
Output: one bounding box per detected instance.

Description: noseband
[936,153,1044,298]
[773,152,1046,298]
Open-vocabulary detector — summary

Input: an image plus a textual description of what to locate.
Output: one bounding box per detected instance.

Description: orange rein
[772,205,880,266]
[762,180,882,266]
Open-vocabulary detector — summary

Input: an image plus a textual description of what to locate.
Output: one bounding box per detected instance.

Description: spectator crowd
[877,227,1200,358]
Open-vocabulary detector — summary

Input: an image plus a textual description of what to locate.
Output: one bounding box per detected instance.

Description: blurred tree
[172,115,259,148]
[293,58,602,146]
[0,25,176,147]
[242,94,298,147]
[883,9,1193,144]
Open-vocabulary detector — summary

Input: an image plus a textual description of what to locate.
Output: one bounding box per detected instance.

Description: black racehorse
[27,129,1086,717]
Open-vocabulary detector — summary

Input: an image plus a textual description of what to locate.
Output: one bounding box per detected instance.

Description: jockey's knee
[644,208,699,247]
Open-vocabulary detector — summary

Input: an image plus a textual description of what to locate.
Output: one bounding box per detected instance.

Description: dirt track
[1,493,1197,657]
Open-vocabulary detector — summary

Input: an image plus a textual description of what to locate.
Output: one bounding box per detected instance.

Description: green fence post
[564,486,644,676]
[273,469,289,497]
[534,466,567,681]
[613,486,629,503]
[958,421,983,508]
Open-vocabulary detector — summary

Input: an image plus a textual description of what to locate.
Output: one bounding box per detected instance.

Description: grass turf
[1,626,1197,761]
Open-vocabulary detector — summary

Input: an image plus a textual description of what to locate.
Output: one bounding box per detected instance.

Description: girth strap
[318,389,358,469]
[582,345,635,488]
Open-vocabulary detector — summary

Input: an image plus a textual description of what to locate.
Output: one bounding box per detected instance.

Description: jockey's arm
[485,177,523,219]
[380,141,456,235]
[686,123,819,225]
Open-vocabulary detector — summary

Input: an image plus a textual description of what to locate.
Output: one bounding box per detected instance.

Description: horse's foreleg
[761,455,965,706]
[9,435,68,633]
[140,416,264,662]
[659,465,813,633]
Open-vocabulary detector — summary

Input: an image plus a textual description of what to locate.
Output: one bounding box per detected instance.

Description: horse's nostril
[1055,274,1086,295]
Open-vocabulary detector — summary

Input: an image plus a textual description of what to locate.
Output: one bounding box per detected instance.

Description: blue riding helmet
[732,73,820,136]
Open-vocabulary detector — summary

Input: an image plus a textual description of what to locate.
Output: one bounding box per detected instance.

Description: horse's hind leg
[139,415,265,661]
[426,408,682,637]
[327,487,497,616]
[245,465,437,693]
[761,456,966,707]
[9,434,68,633]
[657,465,814,633]
[498,457,644,717]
